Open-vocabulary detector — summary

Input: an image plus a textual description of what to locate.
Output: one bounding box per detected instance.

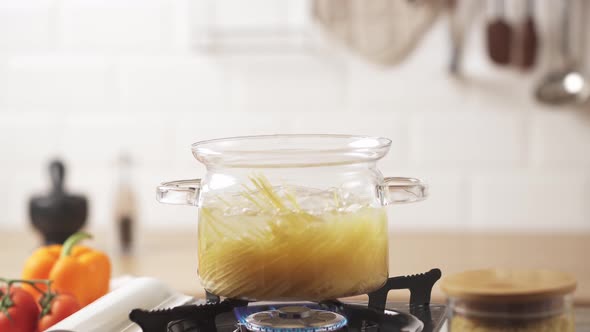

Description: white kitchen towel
[47,277,193,332]
[313,0,443,66]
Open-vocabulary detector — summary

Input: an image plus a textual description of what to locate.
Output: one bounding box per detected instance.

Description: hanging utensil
[486,0,512,66]
[448,0,481,75]
[448,0,463,74]
[574,0,590,104]
[535,0,590,106]
[516,0,538,70]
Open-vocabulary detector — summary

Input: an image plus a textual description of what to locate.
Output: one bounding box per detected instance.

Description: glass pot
[156,135,427,301]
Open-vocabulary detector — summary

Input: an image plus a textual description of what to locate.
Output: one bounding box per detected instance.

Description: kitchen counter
[1,230,589,305]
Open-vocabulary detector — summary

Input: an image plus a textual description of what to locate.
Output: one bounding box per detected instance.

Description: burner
[129,269,445,332]
[243,305,347,332]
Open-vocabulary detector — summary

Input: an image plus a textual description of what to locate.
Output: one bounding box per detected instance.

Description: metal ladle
[535,0,590,106]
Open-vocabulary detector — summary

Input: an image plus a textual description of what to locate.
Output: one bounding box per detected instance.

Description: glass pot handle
[156,179,201,206]
[382,177,428,205]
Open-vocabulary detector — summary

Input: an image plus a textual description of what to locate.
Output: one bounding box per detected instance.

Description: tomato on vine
[1,278,81,332]
[37,290,80,331]
[0,280,40,332]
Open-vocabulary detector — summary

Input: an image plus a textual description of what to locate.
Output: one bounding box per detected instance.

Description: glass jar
[156,135,427,301]
[442,269,577,332]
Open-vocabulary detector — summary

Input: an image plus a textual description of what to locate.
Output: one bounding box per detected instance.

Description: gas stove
[47,269,445,332]
[129,269,446,332]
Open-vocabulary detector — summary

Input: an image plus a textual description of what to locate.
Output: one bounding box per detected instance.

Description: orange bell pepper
[22,232,111,306]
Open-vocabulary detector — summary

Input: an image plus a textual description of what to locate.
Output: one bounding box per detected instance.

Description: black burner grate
[129,268,443,332]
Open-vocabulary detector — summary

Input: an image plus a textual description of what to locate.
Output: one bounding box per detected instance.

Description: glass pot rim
[191,134,392,168]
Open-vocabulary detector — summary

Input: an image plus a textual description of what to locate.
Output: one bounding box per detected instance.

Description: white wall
[0,0,589,232]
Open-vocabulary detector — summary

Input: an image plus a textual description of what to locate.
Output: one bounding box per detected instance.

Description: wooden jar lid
[441,269,577,302]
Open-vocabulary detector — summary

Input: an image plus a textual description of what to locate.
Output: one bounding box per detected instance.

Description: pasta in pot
[197,175,389,301]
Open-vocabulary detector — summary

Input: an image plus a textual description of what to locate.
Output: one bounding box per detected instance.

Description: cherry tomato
[37,293,81,331]
[0,286,40,332]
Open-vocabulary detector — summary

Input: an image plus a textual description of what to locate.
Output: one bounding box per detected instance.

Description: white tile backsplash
[0,165,46,230]
[0,0,54,52]
[65,165,115,228]
[409,111,527,168]
[531,110,590,167]
[59,112,173,166]
[285,0,311,27]
[0,0,589,231]
[226,54,346,113]
[212,0,286,28]
[118,56,230,111]
[391,173,470,230]
[0,56,114,111]
[58,0,170,52]
[0,111,62,166]
[471,171,590,231]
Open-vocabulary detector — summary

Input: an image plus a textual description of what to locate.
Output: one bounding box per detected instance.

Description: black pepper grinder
[113,153,136,255]
[29,160,88,245]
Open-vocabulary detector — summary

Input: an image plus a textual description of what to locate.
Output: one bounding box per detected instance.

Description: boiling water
[197,177,389,301]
